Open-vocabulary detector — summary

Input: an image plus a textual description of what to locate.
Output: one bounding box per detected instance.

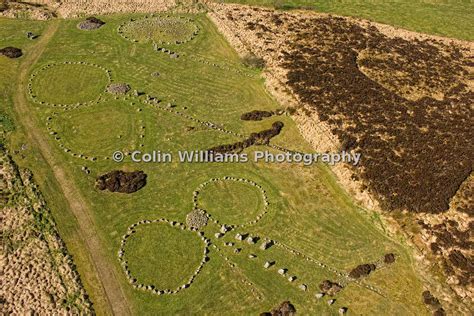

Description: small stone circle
[193,177,270,228]
[118,218,210,295]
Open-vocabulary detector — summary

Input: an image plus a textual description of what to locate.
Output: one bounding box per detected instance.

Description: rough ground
[0,151,92,314]
[1,0,175,19]
[11,20,131,315]
[208,3,473,312]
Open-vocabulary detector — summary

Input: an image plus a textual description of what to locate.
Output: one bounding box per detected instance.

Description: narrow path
[13,20,131,316]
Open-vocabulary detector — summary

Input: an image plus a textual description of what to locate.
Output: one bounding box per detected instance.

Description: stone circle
[118,218,209,295]
[193,177,270,228]
[28,61,112,108]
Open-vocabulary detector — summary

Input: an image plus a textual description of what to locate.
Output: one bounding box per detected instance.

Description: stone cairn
[118,218,210,296]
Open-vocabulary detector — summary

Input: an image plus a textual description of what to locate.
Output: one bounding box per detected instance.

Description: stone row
[141,95,244,138]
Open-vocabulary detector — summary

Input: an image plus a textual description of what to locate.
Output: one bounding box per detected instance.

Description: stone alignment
[28,61,112,108]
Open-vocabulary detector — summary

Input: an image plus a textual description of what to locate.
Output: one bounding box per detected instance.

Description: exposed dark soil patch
[319,280,343,295]
[349,263,376,279]
[96,170,147,193]
[384,253,396,264]
[77,17,105,30]
[0,47,23,58]
[209,121,283,153]
[260,301,296,316]
[241,110,274,121]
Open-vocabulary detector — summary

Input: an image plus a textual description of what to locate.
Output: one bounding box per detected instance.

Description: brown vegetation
[241,110,274,121]
[96,170,147,193]
[348,263,377,279]
[210,4,473,214]
[319,280,343,296]
[260,300,296,316]
[77,16,105,30]
[0,150,92,314]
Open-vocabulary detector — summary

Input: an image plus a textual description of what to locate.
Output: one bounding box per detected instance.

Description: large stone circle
[28,61,111,107]
[118,219,210,295]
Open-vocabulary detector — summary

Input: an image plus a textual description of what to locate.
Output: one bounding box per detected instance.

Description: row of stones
[220,236,347,313]
[192,55,255,78]
[28,61,112,108]
[193,177,270,228]
[211,244,264,301]
[117,15,199,46]
[118,218,210,295]
[274,240,384,297]
[153,43,180,58]
[141,94,244,138]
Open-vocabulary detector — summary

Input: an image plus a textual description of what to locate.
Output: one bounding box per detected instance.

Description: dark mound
[209,121,284,154]
[348,263,376,279]
[96,170,147,193]
[241,110,274,121]
[78,17,105,30]
[0,47,23,58]
[384,253,396,264]
[319,280,343,295]
[422,291,440,307]
[260,301,296,316]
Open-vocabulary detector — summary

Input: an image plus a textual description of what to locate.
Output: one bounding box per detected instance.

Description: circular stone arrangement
[193,177,269,228]
[28,61,112,107]
[44,101,146,161]
[118,15,199,45]
[118,218,210,295]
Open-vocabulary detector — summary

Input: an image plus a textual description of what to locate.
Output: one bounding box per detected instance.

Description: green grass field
[1,13,431,315]
[216,0,474,40]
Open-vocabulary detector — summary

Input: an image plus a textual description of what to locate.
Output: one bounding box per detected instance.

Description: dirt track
[12,20,131,316]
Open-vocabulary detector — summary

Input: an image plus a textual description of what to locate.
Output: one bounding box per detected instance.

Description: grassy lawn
[215,0,474,40]
[2,13,430,315]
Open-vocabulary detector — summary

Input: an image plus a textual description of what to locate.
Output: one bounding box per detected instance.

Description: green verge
[215,0,474,41]
[2,13,431,315]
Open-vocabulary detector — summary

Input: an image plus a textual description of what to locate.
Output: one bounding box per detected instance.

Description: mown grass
[215,0,474,40]
[3,13,430,315]
[31,63,108,104]
[124,222,204,290]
